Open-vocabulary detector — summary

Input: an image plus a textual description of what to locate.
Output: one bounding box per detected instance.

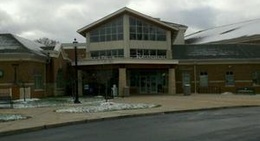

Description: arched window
[56,69,64,88]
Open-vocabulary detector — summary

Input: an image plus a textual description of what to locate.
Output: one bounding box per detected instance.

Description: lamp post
[73,38,80,104]
[102,57,112,102]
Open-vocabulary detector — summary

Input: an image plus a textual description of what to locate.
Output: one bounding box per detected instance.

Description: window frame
[129,16,167,41]
[199,71,208,87]
[90,17,124,43]
[225,71,235,86]
[252,71,260,85]
[56,69,64,89]
[34,74,44,90]
[0,70,4,78]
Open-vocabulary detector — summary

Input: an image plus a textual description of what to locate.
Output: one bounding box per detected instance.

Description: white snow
[0,114,29,122]
[13,98,40,103]
[13,34,46,56]
[186,19,260,44]
[56,101,158,113]
[221,92,234,95]
[0,97,159,122]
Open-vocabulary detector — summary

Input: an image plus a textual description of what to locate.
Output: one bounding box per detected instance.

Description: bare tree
[35,37,59,46]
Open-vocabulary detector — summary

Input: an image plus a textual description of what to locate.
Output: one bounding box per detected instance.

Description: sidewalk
[1,94,260,136]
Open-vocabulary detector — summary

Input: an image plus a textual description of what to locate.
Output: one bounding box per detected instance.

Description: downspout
[194,61,197,94]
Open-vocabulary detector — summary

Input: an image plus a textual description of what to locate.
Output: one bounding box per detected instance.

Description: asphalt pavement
[1,107,260,141]
[1,94,260,137]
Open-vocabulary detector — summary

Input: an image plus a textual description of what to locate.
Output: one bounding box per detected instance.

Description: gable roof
[185,19,260,44]
[77,7,187,37]
[173,44,260,60]
[0,33,47,57]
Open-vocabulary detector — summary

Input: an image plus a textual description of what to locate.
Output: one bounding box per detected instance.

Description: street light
[73,38,80,104]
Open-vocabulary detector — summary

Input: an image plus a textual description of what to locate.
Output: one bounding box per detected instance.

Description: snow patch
[56,102,159,113]
[186,19,260,44]
[0,97,159,122]
[221,92,234,95]
[0,114,29,122]
[13,98,40,103]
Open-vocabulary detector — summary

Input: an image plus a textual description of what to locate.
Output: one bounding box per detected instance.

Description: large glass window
[90,49,124,59]
[129,17,167,41]
[225,71,234,86]
[130,49,166,59]
[90,17,123,42]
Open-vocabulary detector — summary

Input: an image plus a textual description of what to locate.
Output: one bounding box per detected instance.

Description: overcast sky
[0,0,260,43]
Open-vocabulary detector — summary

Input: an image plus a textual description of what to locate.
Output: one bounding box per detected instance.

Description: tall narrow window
[252,71,260,85]
[34,74,43,89]
[200,72,208,87]
[225,71,234,86]
[0,70,4,78]
[56,69,64,89]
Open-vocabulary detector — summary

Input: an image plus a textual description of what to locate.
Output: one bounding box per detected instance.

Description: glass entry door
[182,72,191,86]
[140,75,157,94]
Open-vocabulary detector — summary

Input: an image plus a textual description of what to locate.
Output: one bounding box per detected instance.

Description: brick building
[0,34,70,99]
[76,7,187,96]
[173,44,260,94]
[179,19,260,94]
[2,8,260,98]
[75,7,260,96]
[0,34,48,99]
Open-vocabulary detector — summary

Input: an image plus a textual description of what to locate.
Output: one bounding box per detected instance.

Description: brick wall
[64,48,86,61]
[0,61,46,99]
[176,64,260,94]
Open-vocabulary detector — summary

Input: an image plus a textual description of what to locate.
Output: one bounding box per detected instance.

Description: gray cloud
[0,0,260,42]
[0,9,15,32]
[179,6,219,34]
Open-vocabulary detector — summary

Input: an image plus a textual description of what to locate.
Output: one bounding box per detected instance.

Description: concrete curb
[1,105,260,137]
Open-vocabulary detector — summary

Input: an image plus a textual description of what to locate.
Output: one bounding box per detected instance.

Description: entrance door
[182,72,191,93]
[19,87,31,99]
[182,72,191,86]
[150,76,157,93]
[140,75,157,94]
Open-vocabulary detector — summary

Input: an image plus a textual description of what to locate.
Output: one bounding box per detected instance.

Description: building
[2,8,260,98]
[75,8,260,96]
[180,19,260,94]
[173,44,260,94]
[0,33,71,99]
[0,33,48,99]
[41,43,71,97]
[76,7,187,96]
[61,42,86,97]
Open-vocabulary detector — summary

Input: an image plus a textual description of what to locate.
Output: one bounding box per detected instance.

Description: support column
[118,68,127,97]
[78,70,83,96]
[168,68,176,95]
